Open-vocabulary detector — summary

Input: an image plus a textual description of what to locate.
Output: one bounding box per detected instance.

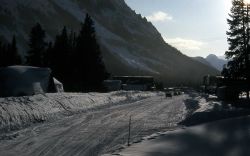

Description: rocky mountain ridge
[0,0,219,85]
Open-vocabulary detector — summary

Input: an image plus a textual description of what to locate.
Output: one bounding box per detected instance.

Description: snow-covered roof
[0,66,53,97]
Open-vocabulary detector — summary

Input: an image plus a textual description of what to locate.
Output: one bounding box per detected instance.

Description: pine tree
[0,41,4,67]
[69,30,77,50]
[224,0,250,79]
[44,41,53,67]
[8,35,22,65]
[223,0,250,98]
[1,43,8,67]
[76,14,109,91]
[0,35,22,67]
[26,23,47,67]
[51,26,71,84]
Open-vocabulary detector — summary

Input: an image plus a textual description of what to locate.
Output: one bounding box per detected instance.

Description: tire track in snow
[0,94,190,156]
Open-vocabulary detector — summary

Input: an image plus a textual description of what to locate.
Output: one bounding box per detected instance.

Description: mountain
[193,54,228,71]
[0,0,219,86]
[206,54,228,71]
[192,57,212,68]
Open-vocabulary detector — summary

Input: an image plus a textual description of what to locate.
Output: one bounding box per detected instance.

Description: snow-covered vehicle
[0,66,64,97]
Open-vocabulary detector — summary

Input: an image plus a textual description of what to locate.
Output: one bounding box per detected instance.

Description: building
[112,76,155,91]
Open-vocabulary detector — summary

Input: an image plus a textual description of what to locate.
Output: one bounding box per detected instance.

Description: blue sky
[124,0,232,57]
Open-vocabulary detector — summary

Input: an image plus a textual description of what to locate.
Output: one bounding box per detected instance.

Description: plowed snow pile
[180,94,250,126]
[0,91,160,132]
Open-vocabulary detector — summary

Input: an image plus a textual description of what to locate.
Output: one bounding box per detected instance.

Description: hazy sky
[124,0,232,57]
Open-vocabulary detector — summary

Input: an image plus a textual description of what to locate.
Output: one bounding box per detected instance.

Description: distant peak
[205,54,228,71]
[206,54,218,59]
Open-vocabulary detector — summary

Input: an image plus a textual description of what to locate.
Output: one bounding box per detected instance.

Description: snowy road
[0,94,190,156]
[109,116,250,156]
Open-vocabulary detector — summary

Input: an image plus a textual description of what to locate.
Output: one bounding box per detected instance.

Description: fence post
[127,115,131,146]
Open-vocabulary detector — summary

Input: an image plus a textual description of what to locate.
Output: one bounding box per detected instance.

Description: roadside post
[127,115,132,146]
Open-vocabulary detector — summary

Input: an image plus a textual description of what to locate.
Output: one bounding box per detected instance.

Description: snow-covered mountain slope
[0,0,219,85]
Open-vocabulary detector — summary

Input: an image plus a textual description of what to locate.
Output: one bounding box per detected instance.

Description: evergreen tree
[223,0,250,98]
[44,41,53,67]
[21,16,108,92]
[51,26,71,85]
[76,14,109,91]
[68,30,77,51]
[224,0,250,79]
[26,23,47,67]
[8,35,22,65]
[1,43,8,67]
[0,41,4,67]
[0,35,22,67]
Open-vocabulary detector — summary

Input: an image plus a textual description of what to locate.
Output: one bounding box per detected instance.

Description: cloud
[146,11,173,22]
[163,37,205,51]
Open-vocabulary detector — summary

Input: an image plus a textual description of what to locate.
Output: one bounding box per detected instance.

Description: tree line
[0,14,109,92]
[0,36,22,67]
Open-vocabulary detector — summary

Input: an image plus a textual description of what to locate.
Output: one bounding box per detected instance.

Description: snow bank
[102,94,250,156]
[0,91,159,132]
[180,94,250,126]
[106,115,250,156]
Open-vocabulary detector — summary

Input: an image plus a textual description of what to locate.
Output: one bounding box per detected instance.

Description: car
[165,91,173,97]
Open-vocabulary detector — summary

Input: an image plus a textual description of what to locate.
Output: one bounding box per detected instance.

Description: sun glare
[224,0,232,12]
[245,0,250,4]
[225,0,250,12]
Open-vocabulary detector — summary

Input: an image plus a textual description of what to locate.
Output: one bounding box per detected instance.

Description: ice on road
[0,93,192,156]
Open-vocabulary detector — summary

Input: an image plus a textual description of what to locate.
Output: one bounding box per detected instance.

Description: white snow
[1,91,249,156]
[0,91,160,132]
[95,22,124,42]
[102,42,159,74]
[107,115,250,156]
[102,93,250,156]
[0,92,189,156]
[179,93,250,126]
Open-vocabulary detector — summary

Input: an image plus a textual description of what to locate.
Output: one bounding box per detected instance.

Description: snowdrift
[102,94,250,156]
[108,116,250,156]
[0,91,158,132]
[180,95,250,126]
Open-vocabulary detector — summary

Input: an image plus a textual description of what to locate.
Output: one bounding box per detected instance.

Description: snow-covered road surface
[0,94,190,156]
[108,115,250,156]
